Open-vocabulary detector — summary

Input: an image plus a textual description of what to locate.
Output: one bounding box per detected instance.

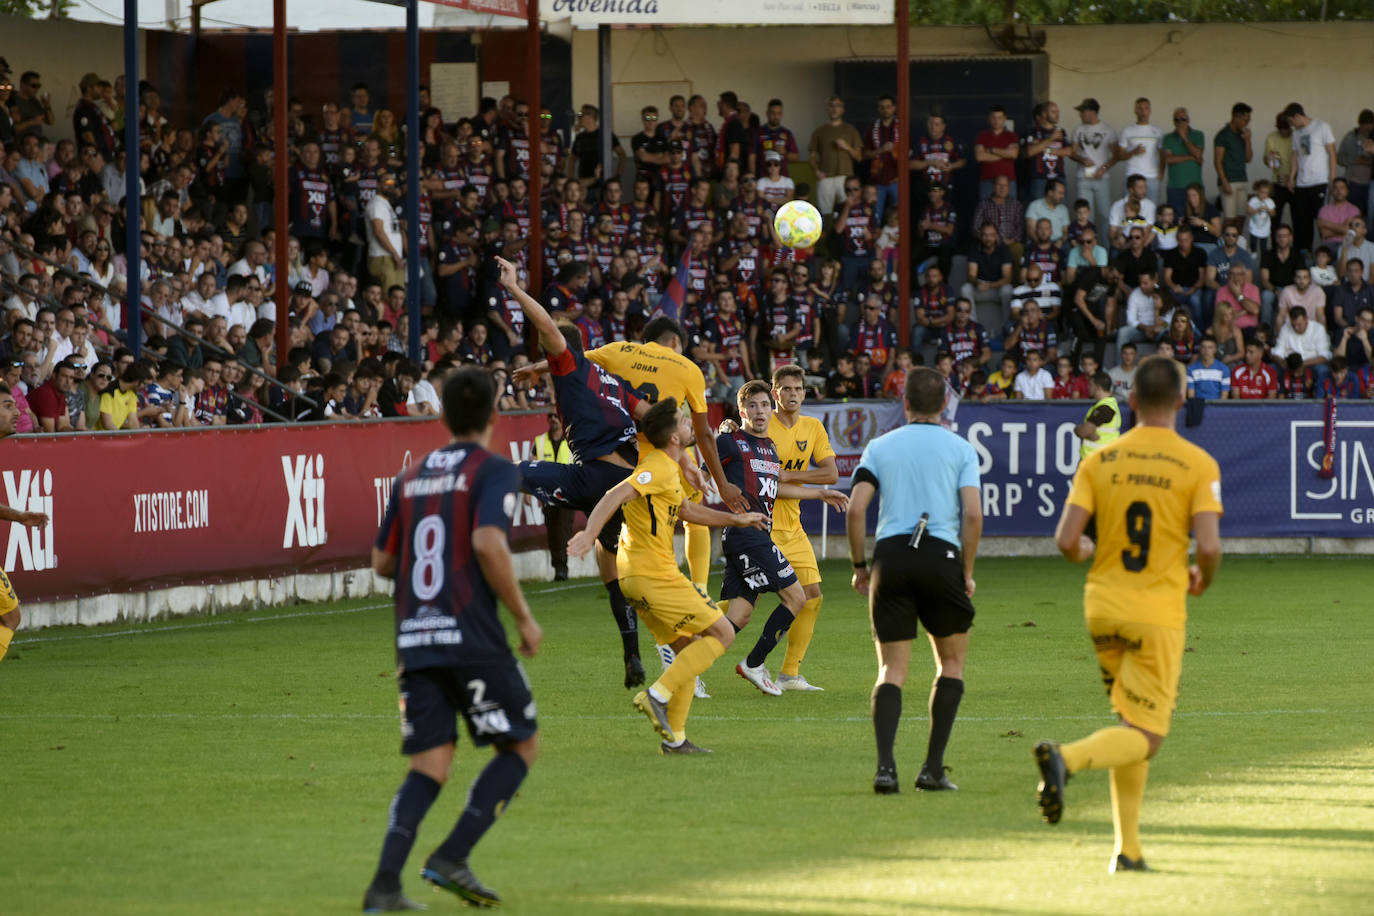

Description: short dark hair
[249,318,274,340]
[737,379,772,408]
[641,397,680,448]
[905,366,947,415]
[1133,356,1185,410]
[642,317,682,346]
[1231,102,1253,118]
[1091,370,1112,392]
[442,366,496,436]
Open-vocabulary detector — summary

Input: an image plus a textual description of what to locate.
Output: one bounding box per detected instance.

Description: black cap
[293,281,313,296]
[670,140,685,152]
[1074,98,1100,113]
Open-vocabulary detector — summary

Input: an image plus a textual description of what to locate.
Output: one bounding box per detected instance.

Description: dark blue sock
[434,752,529,864]
[745,604,795,668]
[605,580,639,658]
[371,770,442,892]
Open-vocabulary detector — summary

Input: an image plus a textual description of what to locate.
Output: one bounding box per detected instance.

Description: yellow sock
[780,595,821,676]
[0,625,11,664]
[667,687,695,743]
[1061,726,1150,774]
[686,522,711,590]
[1110,759,1150,861]
[651,635,724,699]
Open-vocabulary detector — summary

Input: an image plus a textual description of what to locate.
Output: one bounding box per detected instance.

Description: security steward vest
[1080,395,1121,458]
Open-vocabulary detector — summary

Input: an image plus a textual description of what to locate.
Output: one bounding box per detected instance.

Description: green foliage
[911,0,1374,24]
[3,556,1372,913]
[0,0,74,17]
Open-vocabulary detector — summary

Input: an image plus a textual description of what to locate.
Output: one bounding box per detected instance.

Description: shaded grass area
[2,557,1371,915]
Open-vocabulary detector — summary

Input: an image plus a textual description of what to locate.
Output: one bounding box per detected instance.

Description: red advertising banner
[1,413,555,603]
[424,0,528,18]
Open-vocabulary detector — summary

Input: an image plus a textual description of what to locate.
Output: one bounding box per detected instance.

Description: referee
[847,367,983,795]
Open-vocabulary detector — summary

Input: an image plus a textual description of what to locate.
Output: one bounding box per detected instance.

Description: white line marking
[0,708,1348,723]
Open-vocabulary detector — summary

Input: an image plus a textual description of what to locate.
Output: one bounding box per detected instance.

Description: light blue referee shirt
[854,421,981,545]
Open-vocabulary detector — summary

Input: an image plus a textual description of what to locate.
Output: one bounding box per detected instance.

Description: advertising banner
[554,0,894,27]
[1,414,558,603]
[798,401,1374,539]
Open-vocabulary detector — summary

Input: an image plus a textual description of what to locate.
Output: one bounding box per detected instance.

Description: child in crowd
[881,348,914,399]
[1066,199,1095,247]
[986,353,1018,399]
[1153,204,1178,252]
[1013,349,1054,400]
[1247,180,1275,257]
[1310,246,1339,289]
[1279,352,1314,399]
[1051,355,1091,399]
[1120,199,1153,247]
[875,208,901,282]
[968,370,992,402]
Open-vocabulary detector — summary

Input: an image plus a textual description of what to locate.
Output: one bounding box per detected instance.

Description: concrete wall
[0,15,145,144]
[573,21,1374,198]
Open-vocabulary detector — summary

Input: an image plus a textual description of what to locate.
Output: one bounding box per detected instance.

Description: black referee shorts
[870,535,975,643]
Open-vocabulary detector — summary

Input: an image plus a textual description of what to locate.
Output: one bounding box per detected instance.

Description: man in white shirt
[182,271,218,319]
[1117,269,1163,352]
[1108,174,1158,248]
[1109,341,1138,402]
[228,240,271,288]
[367,175,406,301]
[1117,97,1164,204]
[1013,349,1054,400]
[202,274,248,326]
[1283,102,1337,255]
[1273,305,1332,380]
[1337,217,1374,283]
[1069,98,1118,228]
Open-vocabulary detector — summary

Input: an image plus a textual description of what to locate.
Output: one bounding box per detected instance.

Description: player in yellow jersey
[569,398,765,754]
[1036,356,1223,873]
[765,364,839,691]
[0,382,50,667]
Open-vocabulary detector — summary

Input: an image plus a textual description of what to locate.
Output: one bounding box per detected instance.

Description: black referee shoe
[1110,854,1150,873]
[873,765,900,794]
[1034,740,1068,824]
[916,765,958,791]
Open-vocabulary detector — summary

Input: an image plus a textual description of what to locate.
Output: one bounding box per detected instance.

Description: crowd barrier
[5,400,1369,604]
[796,400,1374,539]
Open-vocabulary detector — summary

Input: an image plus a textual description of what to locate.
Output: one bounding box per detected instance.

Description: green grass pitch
[3,556,1373,915]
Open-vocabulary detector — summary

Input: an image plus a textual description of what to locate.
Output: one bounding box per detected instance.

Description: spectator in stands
[1317,177,1361,253]
[1110,341,1138,402]
[1330,258,1373,333]
[824,351,862,400]
[99,359,149,429]
[1231,339,1279,399]
[1117,268,1163,353]
[1283,102,1337,255]
[972,174,1024,251]
[936,298,991,368]
[81,360,113,428]
[1161,107,1205,218]
[1209,299,1245,366]
[835,179,877,296]
[1021,101,1068,204]
[1118,97,1163,204]
[1273,305,1331,381]
[1108,174,1157,249]
[1025,178,1069,246]
[1012,349,1052,400]
[1214,102,1254,224]
[9,70,55,141]
[1335,307,1373,371]
[15,133,48,213]
[912,263,955,349]
[862,94,902,220]
[974,104,1018,201]
[1336,110,1373,222]
[1066,254,1117,367]
[751,99,800,178]
[1338,218,1374,283]
[1050,354,1089,399]
[1205,225,1254,316]
[30,357,81,431]
[961,221,1013,326]
[1005,298,1057,365]
[1214,264,1262,335]
[1276,265,1325,331]
[1319,356,1363,398]
[1186,334,1230,399]
[1068,98,1116,229]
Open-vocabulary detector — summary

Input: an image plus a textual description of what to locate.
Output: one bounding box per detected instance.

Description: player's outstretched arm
[778,482,849,510]
[1190,510,1222,597]
[846,480,875,596]
[568,480,639,559]
[1054,503,1096,564]
[474,525,542,657]
[780,455,839,486]
[0,504,48,528]
[496,256,565,357]
[679,499,766,530]
[512,359,550,385]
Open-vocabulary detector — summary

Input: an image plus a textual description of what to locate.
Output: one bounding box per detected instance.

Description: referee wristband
[852,560,867,569]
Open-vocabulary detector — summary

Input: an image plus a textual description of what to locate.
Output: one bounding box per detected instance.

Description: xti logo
[3,469,54,571]
[283,454,328,548]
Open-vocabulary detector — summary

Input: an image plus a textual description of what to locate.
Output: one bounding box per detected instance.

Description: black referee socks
[872,682,902,770]
[925,676,964,774]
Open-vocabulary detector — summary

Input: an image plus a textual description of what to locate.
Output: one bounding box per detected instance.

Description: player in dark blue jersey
[363,367,543,914]
[719,381,848,696]
[495,256,653,691]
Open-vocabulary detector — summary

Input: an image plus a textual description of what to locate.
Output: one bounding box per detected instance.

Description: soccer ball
[773,199,823,250]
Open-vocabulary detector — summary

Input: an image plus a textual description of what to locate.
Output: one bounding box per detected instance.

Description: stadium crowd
[1,50,1372,433]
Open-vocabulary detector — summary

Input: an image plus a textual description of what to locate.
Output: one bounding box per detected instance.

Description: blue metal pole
[123,0,141,359]
[405,0,422,363]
